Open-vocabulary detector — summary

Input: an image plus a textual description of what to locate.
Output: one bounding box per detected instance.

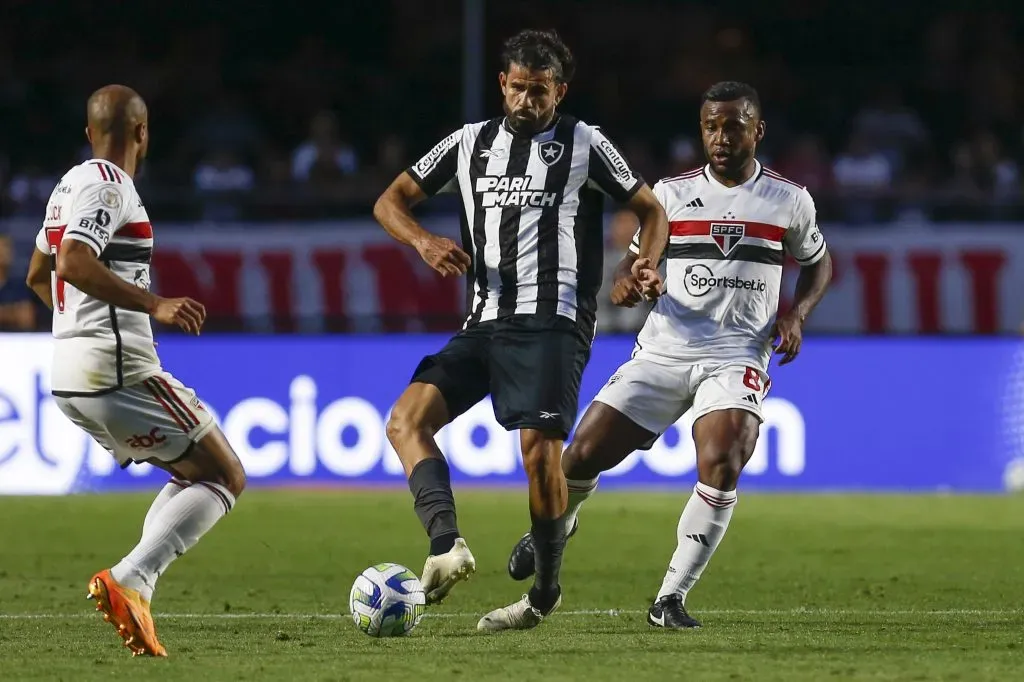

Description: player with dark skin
[508,91,833,599]
[26,85,244,502]
[586,95,833,488]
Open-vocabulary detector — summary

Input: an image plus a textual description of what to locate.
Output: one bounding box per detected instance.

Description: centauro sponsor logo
[684,263,767,297]
[597,138,632,183]
[475,175,557,208]
[413,130,460,177]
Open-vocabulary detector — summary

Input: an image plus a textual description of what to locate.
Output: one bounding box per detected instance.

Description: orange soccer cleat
[86,569,168,657]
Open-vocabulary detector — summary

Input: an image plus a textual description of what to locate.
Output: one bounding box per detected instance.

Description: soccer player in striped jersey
[506,82,833,628]
[374,29,668,631]
[24,85,247,656]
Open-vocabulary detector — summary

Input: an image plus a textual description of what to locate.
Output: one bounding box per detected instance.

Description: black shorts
[410,314,593,438]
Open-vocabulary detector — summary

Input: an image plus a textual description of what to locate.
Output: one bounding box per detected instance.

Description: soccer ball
[349,563,426,637]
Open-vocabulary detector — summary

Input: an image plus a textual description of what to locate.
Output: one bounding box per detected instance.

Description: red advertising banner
[5,218,1021,333]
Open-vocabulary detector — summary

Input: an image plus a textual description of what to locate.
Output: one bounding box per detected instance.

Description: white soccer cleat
[421,538,476,604]
[477,593,562,632]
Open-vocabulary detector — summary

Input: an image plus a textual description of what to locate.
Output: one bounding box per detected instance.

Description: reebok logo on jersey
[683,264,766,297]
[479,147,505,159]
[475,175,557,208]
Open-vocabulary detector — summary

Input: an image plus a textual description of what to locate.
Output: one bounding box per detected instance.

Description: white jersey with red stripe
[629,160,826,370]
[35,159,161,395]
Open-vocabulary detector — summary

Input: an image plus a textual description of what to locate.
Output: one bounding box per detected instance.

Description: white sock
[657,482,737,603]
[111,482,235,602]
[142,479,190,535]
[563,476,599,531]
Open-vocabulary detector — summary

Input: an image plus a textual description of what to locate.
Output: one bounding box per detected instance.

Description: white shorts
[592,355,771,448]
[55,371,216,468]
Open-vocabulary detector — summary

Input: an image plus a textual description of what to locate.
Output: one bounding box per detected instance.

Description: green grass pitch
[1,490,1022,681]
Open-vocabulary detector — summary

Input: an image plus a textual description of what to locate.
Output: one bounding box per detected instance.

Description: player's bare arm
[57,239,206,334]
[26,247,53,310]
[772,250,833,365]
[610,252,643,308]
[373,172,471,278]
[625,185,668,299]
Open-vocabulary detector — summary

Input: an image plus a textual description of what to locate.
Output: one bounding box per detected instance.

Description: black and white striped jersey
[407,115,643,335]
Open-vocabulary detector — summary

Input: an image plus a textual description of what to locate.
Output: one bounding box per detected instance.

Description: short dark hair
[501,29,575,84]
[702,81,761,116]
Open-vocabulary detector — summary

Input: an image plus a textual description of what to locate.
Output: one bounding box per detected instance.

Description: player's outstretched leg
[89,427,246,656]
[479,428,566,631]
[649,408,758,629]
[507,402,656,581]
[387,383,475,604]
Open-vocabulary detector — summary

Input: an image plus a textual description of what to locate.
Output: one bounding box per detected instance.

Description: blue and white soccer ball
[349,563,426,637]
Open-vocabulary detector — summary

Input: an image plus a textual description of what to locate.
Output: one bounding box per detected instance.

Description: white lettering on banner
[0,335,807,494]
[442,400,518,476]
[745,400,807,476]
[290,376,318,476]
[224,397,289,477]
[3,220,1024,333]
[318,397,384,476]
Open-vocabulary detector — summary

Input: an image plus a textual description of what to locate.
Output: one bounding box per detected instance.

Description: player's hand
[152,296,206,335]
[610,274,643,307]
[416,233,472,278]
[631,257,664,302]
[770,310,804,366]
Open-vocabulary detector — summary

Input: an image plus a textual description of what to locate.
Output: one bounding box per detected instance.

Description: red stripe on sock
[696,488,735,508]
[196,482,232,514]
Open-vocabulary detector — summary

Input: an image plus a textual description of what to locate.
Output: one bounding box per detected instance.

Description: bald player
[25,85,247,657]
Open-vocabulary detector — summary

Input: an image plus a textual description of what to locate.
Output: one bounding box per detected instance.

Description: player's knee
[203,450,247,498]
[561,436,600,479]
[223,456,247,498]
[520,429,561,478]
[386,402,432,447]
[698,437,754,490]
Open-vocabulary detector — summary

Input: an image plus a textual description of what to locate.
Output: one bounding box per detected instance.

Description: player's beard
[504,101,552,136]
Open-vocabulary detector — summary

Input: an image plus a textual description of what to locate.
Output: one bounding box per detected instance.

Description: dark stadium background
[1,4,1023,679]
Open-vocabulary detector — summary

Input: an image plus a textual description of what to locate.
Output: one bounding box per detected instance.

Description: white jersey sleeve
[784,188,827,265]
[35,225,49,253]
[61,180,131,256]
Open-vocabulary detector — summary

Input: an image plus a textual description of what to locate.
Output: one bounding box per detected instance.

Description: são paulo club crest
[710,223,745,256]
[538,140,564,167]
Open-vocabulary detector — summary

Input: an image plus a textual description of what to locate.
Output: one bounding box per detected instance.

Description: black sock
[408,458,460,555]
[528,516,565,613]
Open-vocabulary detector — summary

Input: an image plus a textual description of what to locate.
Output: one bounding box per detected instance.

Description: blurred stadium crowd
[1,2,1022,223]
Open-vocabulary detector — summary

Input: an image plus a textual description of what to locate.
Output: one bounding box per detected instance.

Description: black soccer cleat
[507,518,579,581]
[647,594,702,629]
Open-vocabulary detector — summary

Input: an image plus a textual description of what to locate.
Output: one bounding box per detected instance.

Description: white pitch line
[1,608,1021,620]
